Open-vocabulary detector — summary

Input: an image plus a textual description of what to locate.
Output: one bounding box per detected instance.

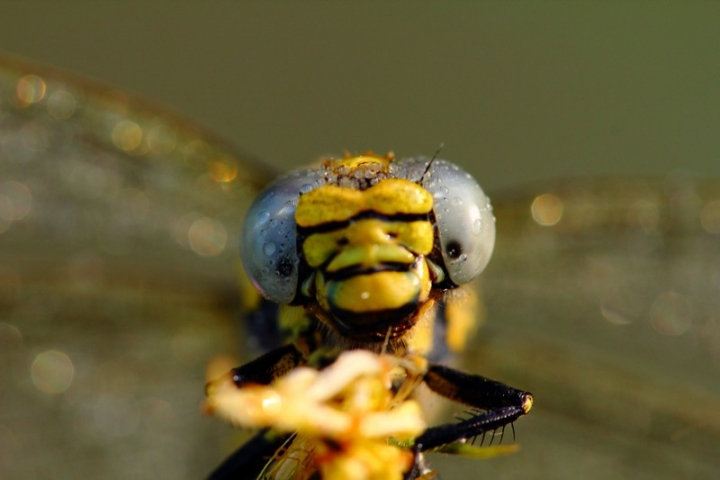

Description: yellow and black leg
[229,341,309,387]
[206,342,312,480]
[208,429,293,480]
[206,332,345,480]
[404,364,533,479]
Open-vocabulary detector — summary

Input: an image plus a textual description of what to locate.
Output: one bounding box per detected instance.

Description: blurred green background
[2,2,720,479]
[0,1,718,187]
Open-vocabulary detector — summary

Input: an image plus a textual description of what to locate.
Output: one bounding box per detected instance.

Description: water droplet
[263,242,277,256]
[473,218,483,234]
[257,211,270,224]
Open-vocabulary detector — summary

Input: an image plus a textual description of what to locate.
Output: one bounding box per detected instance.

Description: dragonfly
[1,53,719,479]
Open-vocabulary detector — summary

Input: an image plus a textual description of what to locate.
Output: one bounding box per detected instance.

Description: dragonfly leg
[205,338,318,479]
[227,341,310,387]
[403,365,532,478]
[416,364,533,451]
[207,429,293,480]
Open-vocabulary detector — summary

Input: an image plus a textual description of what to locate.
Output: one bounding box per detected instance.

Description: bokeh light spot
[628,199,660,233]
[0,322,23,357]
[111,120,143,152]
[700,199,720,234]
[188,216,227,256]
[209,159,238,183]
[15,74,46,106]
[47,89,77,119]
[650,291,693,336]
[0,181,33,223]
[531,193,563,226]
[173,212,201,248]
[147,124,177,155]
[30,350,75,394]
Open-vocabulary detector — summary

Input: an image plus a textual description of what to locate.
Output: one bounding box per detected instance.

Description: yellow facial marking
[390,221,435,255]
[302,232,343,268]
[295,179,433,228]
[303,219,434,269]
[316,260,431,314]
[327,244,415,272]
[296,185,362,227]
[367,179,434,216]
[325,271,421,313]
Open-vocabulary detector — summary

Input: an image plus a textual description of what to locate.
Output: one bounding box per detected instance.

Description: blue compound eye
[240,168,326,304]
[394,157,496,286]
[423,160,495,285]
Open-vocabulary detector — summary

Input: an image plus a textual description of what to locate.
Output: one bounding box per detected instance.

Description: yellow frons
[296,179,433,228]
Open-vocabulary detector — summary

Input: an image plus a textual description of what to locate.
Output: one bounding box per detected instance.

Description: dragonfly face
[240,153,496,345]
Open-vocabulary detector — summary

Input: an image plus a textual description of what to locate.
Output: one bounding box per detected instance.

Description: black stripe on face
[322,262,414,282]
[297,210,430,235]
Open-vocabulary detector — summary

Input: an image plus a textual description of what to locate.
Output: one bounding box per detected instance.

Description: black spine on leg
[413,363,533,451]
[415,406,526,451]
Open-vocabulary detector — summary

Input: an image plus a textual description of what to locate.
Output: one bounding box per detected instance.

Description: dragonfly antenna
[419,142,444,183]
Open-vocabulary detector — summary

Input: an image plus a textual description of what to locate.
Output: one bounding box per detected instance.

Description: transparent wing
[4,54,719,480]
[0,54,275,479]
[436,177,720,478]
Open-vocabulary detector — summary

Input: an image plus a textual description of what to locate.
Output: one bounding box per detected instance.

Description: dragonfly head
[241,153,496,343]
